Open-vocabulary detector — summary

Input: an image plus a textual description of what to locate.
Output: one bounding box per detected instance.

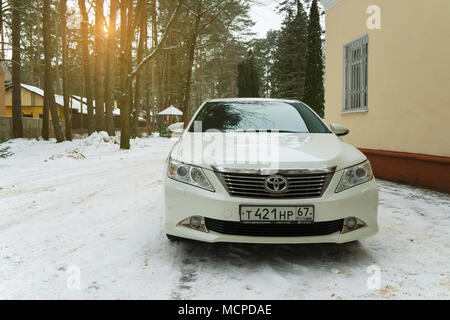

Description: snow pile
[80,131,120,146]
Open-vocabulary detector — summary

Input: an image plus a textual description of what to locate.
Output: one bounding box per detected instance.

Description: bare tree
[11,0,23,138]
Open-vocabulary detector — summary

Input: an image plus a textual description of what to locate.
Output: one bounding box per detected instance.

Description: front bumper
[164,169,379,244]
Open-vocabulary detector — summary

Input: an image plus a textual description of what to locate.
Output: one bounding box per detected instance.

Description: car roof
[206,98,302,104]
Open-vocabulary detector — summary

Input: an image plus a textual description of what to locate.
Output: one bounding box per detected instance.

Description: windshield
[188,101,331,133]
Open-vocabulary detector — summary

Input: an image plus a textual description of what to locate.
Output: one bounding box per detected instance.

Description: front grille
[216,171,334,199]
[205,218,344,237]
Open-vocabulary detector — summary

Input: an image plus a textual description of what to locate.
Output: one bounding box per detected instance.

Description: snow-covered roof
[18,84,141,120]
[70,95,91,115]
[20,84,67,111]
[21,83,45,97]
[19,84,104,116]
[158,105,183,116]
[320,0,340,11]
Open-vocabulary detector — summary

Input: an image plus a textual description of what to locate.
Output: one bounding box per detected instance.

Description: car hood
[170,132,366,172]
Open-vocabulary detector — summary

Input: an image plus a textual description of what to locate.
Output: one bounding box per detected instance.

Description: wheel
[166,234,182,242]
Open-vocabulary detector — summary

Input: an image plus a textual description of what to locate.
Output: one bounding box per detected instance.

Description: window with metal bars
[343,34,368,111]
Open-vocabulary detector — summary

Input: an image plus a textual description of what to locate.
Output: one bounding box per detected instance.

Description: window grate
[343,35,368,111]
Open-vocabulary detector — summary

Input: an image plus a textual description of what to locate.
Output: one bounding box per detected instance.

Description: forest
[1,0,324,149]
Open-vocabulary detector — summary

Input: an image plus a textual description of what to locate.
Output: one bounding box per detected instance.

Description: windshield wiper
[214,129,308,133]
[272,130,307,133]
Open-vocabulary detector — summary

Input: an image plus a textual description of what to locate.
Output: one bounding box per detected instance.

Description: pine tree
[251,30,279,98]
[237,50,260,97]
[304,0,325,117]
[272,1,308,100]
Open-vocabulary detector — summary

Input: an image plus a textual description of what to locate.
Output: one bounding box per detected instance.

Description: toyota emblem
[264,175,288,193]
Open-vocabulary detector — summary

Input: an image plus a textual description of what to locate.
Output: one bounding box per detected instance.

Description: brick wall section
[361,148,450,194]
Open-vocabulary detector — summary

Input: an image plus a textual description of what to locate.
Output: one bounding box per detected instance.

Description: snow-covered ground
[0,134,449,300]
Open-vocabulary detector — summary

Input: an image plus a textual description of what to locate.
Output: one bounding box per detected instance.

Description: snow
[159,106,183,116]
[0,135,449,299]
[21,83,45,97]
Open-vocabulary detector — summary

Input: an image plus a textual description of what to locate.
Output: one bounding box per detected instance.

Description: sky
[249,0,284,38]
[249,0,326,39]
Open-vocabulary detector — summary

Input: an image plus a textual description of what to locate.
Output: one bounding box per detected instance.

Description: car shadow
[173,239,374,272]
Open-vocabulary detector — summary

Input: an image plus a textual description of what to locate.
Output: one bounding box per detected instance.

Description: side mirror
[330,123,350,137]
[168,122,185,134]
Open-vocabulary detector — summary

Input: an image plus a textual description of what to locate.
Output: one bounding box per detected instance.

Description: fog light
[345,217,357,229]
[177,216,209,233]
[190,216,202,229]
[341,217,366,234]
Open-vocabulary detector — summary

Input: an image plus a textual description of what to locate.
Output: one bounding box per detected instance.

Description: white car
[164,98,378,244]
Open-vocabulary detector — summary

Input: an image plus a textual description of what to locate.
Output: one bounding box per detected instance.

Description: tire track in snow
[170,241,213,299]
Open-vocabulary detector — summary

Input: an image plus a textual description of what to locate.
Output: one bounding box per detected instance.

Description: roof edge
[320,0,341,11]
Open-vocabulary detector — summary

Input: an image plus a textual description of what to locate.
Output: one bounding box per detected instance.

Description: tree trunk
[126,0,134,134]
[151,0,158,133]
[11,0,23,138]
[28,25,34,85]
[144,15,151,134]
[0,0,4,61]
[182,19,199,128]
[40,0,48,139]
[54,15,61,94]
[105,0,118,136]
[119,0,130,149]
[118,0,182,146]
[94,0,106,132]
[132,6,147,138]
[60,0,72,141]
[36,0,43,88]
[157,52,164,114]
[43,0,64,142]
[78,0,95,134]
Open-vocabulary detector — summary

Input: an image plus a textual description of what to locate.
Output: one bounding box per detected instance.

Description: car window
[188,101,331,133]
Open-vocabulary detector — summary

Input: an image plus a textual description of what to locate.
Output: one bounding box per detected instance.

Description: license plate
[239,205,314,224]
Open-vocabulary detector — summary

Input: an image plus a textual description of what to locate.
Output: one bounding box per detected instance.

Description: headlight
[335,160,374,193]
[168,158,215,192]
